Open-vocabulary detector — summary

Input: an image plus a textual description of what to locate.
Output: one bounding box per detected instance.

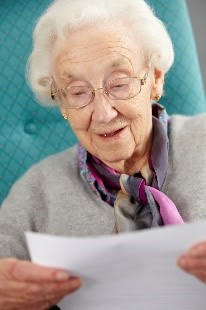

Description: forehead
[52,24,145,78]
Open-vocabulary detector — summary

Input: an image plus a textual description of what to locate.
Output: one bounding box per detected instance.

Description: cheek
[123,94,152,142]
[116,93,151,121]
[67,109,94,150]
[68,109,91,131]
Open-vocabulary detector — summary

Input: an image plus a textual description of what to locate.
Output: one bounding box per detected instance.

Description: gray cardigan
[1,114,206,259]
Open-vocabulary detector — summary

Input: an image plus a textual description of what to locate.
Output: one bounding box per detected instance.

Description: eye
[111,84,126,89]
[73,91,87,96]
[107,78,129,90]
[109,82,129,93]
[69,86,89,97]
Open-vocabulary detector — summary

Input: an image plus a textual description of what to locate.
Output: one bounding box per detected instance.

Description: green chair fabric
[0,0,205,203]
[147,0,206,114]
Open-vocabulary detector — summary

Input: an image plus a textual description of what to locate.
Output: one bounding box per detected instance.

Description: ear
[150,68,164,101]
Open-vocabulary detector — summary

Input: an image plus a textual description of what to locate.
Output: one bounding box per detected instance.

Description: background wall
[187,0,206,90]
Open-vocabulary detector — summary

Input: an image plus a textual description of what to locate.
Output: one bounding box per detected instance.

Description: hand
[0,257,81,310]
[177,241,206,283]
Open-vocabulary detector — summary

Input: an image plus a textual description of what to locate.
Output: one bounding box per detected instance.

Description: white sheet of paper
[26,221,206,310]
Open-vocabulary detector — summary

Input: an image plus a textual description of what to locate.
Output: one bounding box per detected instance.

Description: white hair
[27,0,174,105]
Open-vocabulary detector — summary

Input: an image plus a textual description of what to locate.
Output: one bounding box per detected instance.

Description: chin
[97,148,134,164]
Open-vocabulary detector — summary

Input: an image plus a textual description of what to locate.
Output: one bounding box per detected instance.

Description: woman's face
[52,23,163,171]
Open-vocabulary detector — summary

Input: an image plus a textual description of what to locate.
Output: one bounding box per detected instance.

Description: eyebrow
[60,72,74,81]
[60,58,130,81]
[110,59,129,68]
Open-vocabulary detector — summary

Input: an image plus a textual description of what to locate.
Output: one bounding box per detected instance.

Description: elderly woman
[1,0,206,308]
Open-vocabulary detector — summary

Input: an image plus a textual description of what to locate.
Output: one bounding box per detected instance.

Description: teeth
[103,131,115,137]
[101,127,125,138]
[102,128,123,137]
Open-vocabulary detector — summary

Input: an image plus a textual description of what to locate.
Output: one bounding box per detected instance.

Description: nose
[91,90,118,124]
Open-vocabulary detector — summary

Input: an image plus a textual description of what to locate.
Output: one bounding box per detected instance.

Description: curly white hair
[26,0,174,105]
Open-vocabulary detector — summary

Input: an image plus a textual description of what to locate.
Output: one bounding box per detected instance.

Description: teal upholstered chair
[0,0,206,203]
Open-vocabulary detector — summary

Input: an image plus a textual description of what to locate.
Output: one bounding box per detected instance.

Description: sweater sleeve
[0,167,47,260]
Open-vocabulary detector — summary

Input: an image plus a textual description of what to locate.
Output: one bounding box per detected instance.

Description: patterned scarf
[78,103,184,233]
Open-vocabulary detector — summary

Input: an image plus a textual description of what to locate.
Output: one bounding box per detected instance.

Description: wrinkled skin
[0,258,81,310]
[52,22,164,175]
[178,242,206,283]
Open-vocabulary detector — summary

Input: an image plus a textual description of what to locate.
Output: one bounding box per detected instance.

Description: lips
[99,127,125,138]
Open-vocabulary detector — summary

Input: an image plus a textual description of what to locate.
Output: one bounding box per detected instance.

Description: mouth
[98,126,126,139]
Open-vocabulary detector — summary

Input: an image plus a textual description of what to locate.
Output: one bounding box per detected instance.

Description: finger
[0,279,77,310]
[36,277,81,301]
[189,270,206,283]
[178,267,206,284]
[177,256,206,272]
[177,257,206,283]
[0,279,79,310]
[186,242,206,258]
[35,289,78,310]
[0,279,41,298]
[0,294,43,310]
[26,279,81,310]
[0,277,81,309]
[2,258,69,282]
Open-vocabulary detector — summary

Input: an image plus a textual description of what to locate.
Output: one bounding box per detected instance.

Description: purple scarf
[78,104,184,232]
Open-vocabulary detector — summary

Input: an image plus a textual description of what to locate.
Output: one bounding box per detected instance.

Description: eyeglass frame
[50,71,149,109]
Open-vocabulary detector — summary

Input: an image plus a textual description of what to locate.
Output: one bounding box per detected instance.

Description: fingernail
[56,271,69,281]
[70,278,81,288]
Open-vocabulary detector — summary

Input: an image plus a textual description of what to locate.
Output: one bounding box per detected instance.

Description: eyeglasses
[51,71,149,109]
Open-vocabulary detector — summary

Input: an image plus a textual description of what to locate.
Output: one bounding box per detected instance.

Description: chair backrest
[148,0,206,114]
[0,0,205,203]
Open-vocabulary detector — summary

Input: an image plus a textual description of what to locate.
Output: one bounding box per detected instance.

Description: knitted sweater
[1,114,206,259]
